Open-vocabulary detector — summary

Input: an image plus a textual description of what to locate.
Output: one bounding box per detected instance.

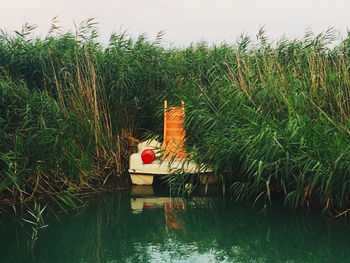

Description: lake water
[1,186,350,263]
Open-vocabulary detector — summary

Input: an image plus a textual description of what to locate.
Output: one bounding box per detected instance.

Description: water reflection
[0,189,350,263]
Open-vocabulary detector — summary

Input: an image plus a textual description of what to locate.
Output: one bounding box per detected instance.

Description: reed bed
[176,29,350,214]
[0,21,349,214]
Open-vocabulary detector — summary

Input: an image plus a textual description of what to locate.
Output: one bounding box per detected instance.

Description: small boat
[128,101,211,185]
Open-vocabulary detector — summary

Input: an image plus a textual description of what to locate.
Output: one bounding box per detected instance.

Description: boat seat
[162,100,187,160]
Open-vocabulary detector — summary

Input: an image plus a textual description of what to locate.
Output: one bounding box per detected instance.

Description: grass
[0,20,350,214]
[175,29,350,214]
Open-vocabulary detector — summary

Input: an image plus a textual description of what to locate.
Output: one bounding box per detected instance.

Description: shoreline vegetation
[1,19,350,215]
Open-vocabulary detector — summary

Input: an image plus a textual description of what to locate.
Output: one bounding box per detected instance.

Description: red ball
[141,149,156,164]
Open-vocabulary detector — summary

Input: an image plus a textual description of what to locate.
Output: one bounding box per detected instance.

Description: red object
[141,149,155,164]
[143,203,155,210]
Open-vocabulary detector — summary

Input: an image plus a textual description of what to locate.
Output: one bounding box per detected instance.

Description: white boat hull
[128,140,212,185]
[130,173,155,185]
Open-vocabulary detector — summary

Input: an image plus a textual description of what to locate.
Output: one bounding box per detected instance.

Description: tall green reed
[174,29,350,214]
[1,21,350,214]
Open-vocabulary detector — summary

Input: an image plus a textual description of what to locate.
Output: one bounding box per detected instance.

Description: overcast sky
[0,0,349,46]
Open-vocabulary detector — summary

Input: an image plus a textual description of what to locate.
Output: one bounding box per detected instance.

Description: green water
[1,188,350,263]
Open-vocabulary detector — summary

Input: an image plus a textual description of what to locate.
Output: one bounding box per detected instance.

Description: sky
[0,0,349,47]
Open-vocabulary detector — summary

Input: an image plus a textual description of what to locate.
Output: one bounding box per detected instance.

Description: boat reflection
[131,186,187,232]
